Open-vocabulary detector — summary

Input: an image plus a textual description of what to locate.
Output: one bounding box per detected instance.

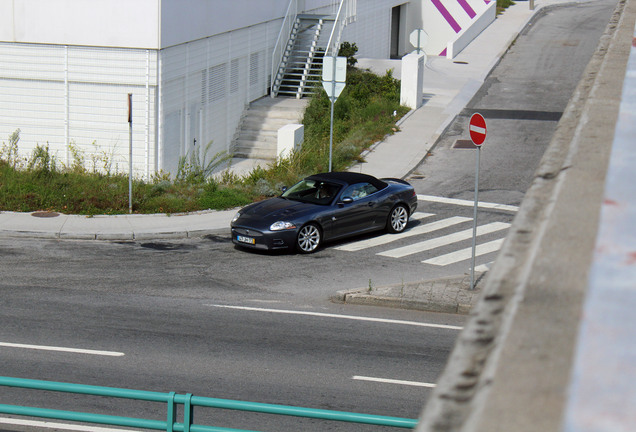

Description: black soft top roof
[308,172,388,189]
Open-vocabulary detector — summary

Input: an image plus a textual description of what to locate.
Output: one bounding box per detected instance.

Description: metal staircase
[271,14,335,99]
[230,0,356,162]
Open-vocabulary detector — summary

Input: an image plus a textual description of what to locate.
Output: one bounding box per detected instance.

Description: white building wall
[0,0,160,49]
[159,0,296,48]
[0,0,409,179]
[0,42,158,178]
[159,20,280,175]
[342,0,412,59]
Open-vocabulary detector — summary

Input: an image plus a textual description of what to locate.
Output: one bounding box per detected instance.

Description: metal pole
[470,146,481,290]
[128,93,133,214]
[329,54,337,172]
[329,97,334,172]
[529,0,535,10]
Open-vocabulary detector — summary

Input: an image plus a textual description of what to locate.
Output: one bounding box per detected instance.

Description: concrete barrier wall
[446,1,497,59]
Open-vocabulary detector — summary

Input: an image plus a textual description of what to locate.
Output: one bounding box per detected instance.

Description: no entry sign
[469,113,487,146]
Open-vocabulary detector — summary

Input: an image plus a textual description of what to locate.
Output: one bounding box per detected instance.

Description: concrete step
[231,96,308,161]
[232,144,278,160]
[236,130,278,142]
[242,117,296,131]
[246,106,303,120]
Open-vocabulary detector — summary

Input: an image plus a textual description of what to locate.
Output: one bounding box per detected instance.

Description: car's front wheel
[296,223,321,253]
[387,204,409,233]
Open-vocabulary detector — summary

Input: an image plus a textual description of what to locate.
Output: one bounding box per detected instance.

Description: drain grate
[31,211,60,218]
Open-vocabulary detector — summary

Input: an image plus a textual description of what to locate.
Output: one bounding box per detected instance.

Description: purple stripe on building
[439,47,448,56]
[431,0,462,33]
[457,0,476,18]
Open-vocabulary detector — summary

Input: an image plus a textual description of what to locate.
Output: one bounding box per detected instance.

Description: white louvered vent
[230,58,240,94]
[208,63,227,103]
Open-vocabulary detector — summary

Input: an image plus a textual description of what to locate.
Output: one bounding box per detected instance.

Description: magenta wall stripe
[431,0,462,33]
[457,0,476,18]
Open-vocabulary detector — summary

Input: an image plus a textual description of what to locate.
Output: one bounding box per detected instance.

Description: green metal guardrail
[0,376,417,431]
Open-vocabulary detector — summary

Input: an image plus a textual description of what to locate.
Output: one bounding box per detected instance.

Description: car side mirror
[281,186,288,193]
[340,197,354,205]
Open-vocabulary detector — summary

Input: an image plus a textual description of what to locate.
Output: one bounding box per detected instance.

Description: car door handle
[368,202,375,207]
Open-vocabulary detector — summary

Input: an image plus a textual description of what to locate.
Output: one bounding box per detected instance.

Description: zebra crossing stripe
[417,195,519,212]
[335,215,468,252]
[474,263,492,273]
[423,238,505,266]
[409,212,436,222]
[378,221,510,258]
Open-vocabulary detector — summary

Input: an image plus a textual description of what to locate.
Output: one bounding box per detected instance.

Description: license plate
[237,235,255,245]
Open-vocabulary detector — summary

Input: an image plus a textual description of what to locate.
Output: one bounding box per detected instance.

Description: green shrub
[198,187,252,210]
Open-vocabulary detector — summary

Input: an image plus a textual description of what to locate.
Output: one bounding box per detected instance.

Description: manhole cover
[31,211,60,218]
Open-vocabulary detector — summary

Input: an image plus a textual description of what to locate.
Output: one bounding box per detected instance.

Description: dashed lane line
[352,376,436,388]
[0,342,124,357]
[208,305,463,330]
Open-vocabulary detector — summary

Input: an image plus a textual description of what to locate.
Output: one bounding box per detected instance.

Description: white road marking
[423,238,505,266]
[410,212,435,221]
[469,124,486,135]
[208,305,463,330]
[352,376,436,388]
[474,263,492,273]
[417,195,519,212]
[0,342,124,357]
[335,216,470,252]
[0,417,137,432]
[378,222,510,258]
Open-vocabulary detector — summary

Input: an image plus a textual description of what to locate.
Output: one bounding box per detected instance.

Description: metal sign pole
[328,54,337,172]
[128,93,133,214]
[470,146,481,290]
[329,97,334,172]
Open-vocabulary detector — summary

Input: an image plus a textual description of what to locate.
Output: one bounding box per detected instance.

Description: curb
[331,274,486,314]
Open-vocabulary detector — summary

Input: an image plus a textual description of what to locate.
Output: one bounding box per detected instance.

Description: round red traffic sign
[469,113,487,146]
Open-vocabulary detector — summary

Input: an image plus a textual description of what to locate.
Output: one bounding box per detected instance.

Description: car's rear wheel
[387,204,409,233]
[296,223,321,253]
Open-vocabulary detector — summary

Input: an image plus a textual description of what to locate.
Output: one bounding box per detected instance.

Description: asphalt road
[1,263,463,431]
[409,0,617,204]
[0,2,617,431]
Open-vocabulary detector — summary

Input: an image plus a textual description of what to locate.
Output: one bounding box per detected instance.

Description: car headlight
[270,221,297,231]
[231,212,241,223]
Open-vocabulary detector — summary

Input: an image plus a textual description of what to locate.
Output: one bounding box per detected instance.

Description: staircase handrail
[325,0,357,58]
[271,0,299,95]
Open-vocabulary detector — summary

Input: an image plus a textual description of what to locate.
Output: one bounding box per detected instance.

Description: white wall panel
[341,0,406,59]
[0,42,158,178]
[159,19,280,175]
[0,0,160,49]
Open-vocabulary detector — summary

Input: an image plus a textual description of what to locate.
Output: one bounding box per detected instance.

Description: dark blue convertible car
[231,172,418,253]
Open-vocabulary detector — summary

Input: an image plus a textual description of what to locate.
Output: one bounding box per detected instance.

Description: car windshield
[281,179,341,205]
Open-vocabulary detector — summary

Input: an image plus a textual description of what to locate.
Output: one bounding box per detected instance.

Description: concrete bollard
[277,124,304,160]
[400,52,426,110]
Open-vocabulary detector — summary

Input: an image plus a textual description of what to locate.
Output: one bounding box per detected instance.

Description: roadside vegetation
[497,0,515,15]
[0,44,408,215]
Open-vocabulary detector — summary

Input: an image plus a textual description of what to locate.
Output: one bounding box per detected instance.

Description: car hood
[238,197,316,223]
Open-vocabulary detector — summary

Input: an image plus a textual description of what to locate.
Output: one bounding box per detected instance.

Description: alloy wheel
[297,224,321,253]
[389,205,409,233]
